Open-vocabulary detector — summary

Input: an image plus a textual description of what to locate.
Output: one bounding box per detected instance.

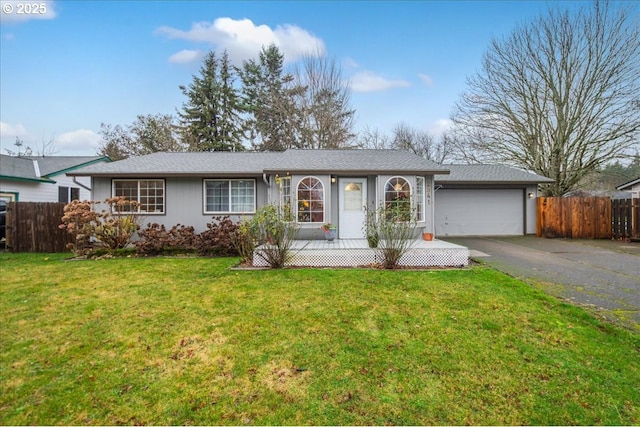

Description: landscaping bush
[135,223,197,255]
[367,204,417,269]
[250,205,299,268]
[232,220,256,264]
[136,216,240,257]
[194,216,239,256]
[60,197,143,256]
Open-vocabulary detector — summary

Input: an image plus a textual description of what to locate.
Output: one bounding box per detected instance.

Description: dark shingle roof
[22,156,109,176]
[435,164,553,184]
[68,152,283,176]
[0,155,44,181]
[68,150,450,177]
[616,176,640,191]
[267,150,448,174]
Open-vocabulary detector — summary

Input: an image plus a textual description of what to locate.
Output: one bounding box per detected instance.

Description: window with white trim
[204,179,255,213]
[384,176,411,221]
[297,177,324,223]
[113,179,165,213]
[416,176,425,222]
[279,176,293,220]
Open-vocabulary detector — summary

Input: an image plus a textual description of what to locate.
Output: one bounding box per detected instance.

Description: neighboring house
[434,164,553,236]
[616,177,640,199]
[68,150,553,239]
[0,155,111,203]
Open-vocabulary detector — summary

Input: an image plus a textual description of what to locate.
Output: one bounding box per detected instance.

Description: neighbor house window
[58,186,80,203]
[113,179,165,214]
[297,176,324,223]
[416,176,425,222]
[204,179,255,213]
[384,176,411,221]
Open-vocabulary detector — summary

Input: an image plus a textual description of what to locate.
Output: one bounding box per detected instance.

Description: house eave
[263,168,450,176]
[0,174,56,184]
[616,177,640,191]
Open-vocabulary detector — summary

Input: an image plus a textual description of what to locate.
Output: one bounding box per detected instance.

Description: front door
[339,178,367,239]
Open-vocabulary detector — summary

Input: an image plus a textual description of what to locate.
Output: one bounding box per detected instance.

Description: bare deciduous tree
[98,114,184,160]
[391,122,451,163]
[356,125,392,150]
[293,51,356,149]
[451,1,640,196]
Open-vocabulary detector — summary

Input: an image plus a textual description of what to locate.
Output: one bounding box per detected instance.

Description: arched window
[297,177,324,223]
[384,177,411,221]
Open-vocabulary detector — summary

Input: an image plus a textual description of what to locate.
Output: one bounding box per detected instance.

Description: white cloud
[0,121,27,138]
[5,33,15,40]
[343,57,359,69]
[350,71,411,93]
[56,129,100,154]
[156,17,325,65]
[168,49,203,64]
[418,73,433,86]
[429,119,453,136]
[0,0,57,23]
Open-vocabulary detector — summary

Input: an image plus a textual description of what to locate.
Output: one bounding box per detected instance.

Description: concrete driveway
[446,236,640,331]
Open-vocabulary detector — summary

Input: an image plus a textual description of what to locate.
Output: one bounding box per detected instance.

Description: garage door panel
[435,189,523,236]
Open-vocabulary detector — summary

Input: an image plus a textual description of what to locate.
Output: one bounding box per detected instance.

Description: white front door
[339,178,367,239]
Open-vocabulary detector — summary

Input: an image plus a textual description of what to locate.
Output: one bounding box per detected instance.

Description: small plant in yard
[362,205,379,248]
[60,197,143,256]
[232,220,256,264]
[251,204,300,268]
[369,203,417,268]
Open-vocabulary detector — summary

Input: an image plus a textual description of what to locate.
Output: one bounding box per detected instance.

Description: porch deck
[253,239,470,268]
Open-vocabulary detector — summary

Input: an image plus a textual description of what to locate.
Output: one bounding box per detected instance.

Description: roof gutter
[73,176,91,192]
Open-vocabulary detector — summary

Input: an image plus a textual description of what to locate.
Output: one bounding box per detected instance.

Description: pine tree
[240,44,300,151]
[178,50,246,152]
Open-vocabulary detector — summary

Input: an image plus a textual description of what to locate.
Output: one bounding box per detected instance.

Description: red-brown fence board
[538,196,637,239]
[6,202,73,253]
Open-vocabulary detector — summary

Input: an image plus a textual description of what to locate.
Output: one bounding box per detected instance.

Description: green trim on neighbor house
[0,175,56,184]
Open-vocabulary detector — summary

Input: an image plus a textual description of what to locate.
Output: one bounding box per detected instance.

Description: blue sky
[0,0,594,156]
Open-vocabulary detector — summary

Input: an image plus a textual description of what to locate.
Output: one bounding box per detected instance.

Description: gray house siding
[92,176,268,233]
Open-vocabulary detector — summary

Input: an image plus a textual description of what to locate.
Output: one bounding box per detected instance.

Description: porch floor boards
[253,239,470,268]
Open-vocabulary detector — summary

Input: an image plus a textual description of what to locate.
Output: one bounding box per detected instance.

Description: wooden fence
[537,197,638,239]
[5,202,73,253]
[612,198,639,239]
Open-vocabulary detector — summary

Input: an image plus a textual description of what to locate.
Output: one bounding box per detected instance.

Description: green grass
[1,253,638,425]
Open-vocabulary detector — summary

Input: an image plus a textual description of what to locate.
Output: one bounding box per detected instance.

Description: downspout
[73,176,92,192]
[263,173,270,205]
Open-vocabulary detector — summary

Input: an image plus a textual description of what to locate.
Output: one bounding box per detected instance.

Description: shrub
[232,220,255,264]
[59,200,100,255]
[135,223,196,255]
[251,205,299,268]
[60,197,143,256]
[367,204,417,269]
[194,216,239,256]
[94,197,143,251]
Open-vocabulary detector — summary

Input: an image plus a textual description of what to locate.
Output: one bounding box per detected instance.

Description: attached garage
[436,188,525,236]
[434,165,553,237]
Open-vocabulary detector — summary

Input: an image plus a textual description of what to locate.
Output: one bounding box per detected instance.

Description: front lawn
[1,253,638,425]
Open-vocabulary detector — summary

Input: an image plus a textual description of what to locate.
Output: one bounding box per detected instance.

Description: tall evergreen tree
[240,44,300,151]
[178,50,245,152]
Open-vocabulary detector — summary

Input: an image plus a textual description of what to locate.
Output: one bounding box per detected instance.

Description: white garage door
[435,189,524,236]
